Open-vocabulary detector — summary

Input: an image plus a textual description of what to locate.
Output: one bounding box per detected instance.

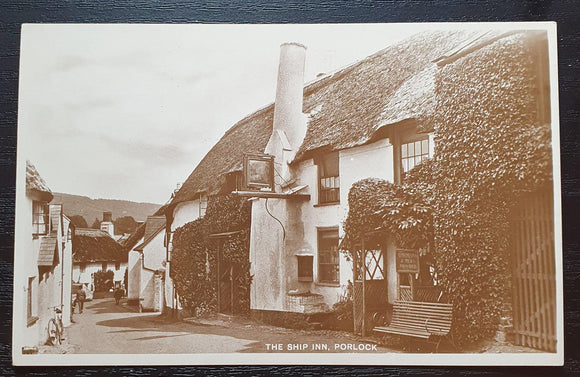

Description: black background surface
[1,1,578,376]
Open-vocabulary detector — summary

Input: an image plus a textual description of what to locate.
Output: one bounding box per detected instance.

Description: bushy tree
[91,218,101,229]
[114,216,138,235]
[94,269,114,292]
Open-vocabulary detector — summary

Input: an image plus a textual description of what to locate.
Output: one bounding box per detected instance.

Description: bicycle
[47,306,64,346]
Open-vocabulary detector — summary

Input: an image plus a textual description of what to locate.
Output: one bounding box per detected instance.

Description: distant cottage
[125,216,167,312]
[72,220,128,291]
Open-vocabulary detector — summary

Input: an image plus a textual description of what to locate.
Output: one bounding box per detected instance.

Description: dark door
[216,239,242,315]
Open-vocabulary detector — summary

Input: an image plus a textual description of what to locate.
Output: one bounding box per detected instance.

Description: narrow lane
[66,298,254,353]
[65,297,393,354]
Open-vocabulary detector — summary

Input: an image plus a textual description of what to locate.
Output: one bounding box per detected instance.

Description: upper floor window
[32,201,49,235]
[401,138,429,174]
[199,193,208,218]
[318,228,339,284]
[317,152,340,204]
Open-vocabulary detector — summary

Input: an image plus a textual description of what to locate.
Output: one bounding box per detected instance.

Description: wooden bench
[373,300,454,352]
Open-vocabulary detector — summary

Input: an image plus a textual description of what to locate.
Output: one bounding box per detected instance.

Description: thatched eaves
[170,105,274,204]
[73,228,127,263]
[26,161,53,202]
[169,30,498,208]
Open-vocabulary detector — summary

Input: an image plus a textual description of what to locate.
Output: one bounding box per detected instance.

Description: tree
[69,215,88,228]
[91,218,101,229]
[94,269,114,292]
[114,216,138,235]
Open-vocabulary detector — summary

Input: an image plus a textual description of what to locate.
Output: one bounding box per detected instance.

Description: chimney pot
[103,211,113,223]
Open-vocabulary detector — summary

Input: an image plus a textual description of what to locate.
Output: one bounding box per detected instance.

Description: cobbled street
[63,297,395,354]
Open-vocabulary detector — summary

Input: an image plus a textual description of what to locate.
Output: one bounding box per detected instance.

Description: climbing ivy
[343,33,552,345]
[170,194,252,317]
[170,218,216,316]
[342,177,433,255]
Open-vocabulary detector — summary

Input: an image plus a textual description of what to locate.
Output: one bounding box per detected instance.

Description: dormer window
[199,193,208,218]
[317,152,340,205]
[32,201,49,236]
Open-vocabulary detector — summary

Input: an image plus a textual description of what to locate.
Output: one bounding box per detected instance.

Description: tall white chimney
[100,211,115,237]
[266,43,308,182]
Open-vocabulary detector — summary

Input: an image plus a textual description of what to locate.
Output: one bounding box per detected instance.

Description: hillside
[51,192,162,224]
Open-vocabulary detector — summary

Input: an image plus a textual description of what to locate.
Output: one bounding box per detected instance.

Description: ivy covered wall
[170,195,252,316]
[343,32,552,345]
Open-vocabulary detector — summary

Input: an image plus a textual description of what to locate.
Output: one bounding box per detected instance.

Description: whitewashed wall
[72,262,127,289]
[139,231,166,311]
[250,138,397,312]
[127,246,143,303]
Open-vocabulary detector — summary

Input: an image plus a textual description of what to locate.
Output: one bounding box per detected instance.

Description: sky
[18,24,439,204]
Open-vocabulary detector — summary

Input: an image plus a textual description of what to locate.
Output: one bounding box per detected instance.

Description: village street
[62,297,395,354]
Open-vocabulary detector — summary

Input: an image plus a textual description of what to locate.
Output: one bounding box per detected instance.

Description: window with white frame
[32,201,49,235]
[317,152,340,204]
[318,228,339,284]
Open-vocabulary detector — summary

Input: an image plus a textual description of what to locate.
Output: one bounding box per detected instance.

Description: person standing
[114,286,123,305]
[76,285,86,313]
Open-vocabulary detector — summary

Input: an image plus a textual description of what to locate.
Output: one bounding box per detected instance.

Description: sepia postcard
[13,22,562,366]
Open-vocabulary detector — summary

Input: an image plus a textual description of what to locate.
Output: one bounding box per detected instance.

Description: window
[166,231,174,261]
[32,201,49,235]
[27,277,36,325]
[297,255,313,282]
[223,171,243,194]
[199,193,208,218]
[401,138,429,174]
[102,262,107,271]
[318,228,339,284]
[317,152,340,204]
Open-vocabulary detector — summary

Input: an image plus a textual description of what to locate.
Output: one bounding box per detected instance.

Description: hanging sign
[396,249,420,273]
[243,153,274,192]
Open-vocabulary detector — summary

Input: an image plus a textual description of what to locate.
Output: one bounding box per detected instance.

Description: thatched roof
[73,228,127,263]
[168,30,508,207]
[170,105,274,205]
[26,161,53,202]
